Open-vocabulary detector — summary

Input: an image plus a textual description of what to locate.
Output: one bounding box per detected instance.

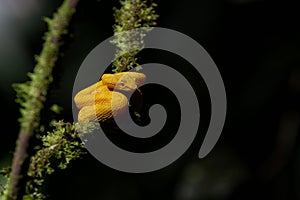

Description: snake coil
[74,72,146,122]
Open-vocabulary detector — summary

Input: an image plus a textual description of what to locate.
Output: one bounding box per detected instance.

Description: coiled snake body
[74,72,146,122]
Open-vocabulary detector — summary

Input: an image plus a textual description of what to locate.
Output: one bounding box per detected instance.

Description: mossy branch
[1,0,159,199]
[23,121,87,200]
[3,1,80,199]
[111,0,159,72]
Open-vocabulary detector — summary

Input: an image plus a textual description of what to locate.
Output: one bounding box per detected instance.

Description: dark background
[1,0,300,199]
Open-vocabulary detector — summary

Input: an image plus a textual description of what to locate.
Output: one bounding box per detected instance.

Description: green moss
[3,1,79,199]
[13,0,77,127]
[25,121,87,200]
[111,0,159,72]
[2,0,159,199]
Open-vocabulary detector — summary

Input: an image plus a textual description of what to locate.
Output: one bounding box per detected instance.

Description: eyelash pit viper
[74,72,146,122]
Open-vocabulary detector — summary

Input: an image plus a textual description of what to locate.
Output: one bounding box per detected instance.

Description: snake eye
[119,80,125,86]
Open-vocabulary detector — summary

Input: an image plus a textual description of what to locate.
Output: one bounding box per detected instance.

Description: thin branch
[4,1,80,199]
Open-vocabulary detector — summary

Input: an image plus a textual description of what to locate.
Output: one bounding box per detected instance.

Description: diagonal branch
[4,0,80,199]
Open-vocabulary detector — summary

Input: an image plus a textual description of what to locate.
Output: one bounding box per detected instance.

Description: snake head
[102,72,146,91]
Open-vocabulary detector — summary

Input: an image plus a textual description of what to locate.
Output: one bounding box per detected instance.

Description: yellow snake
[74,72,146,122]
